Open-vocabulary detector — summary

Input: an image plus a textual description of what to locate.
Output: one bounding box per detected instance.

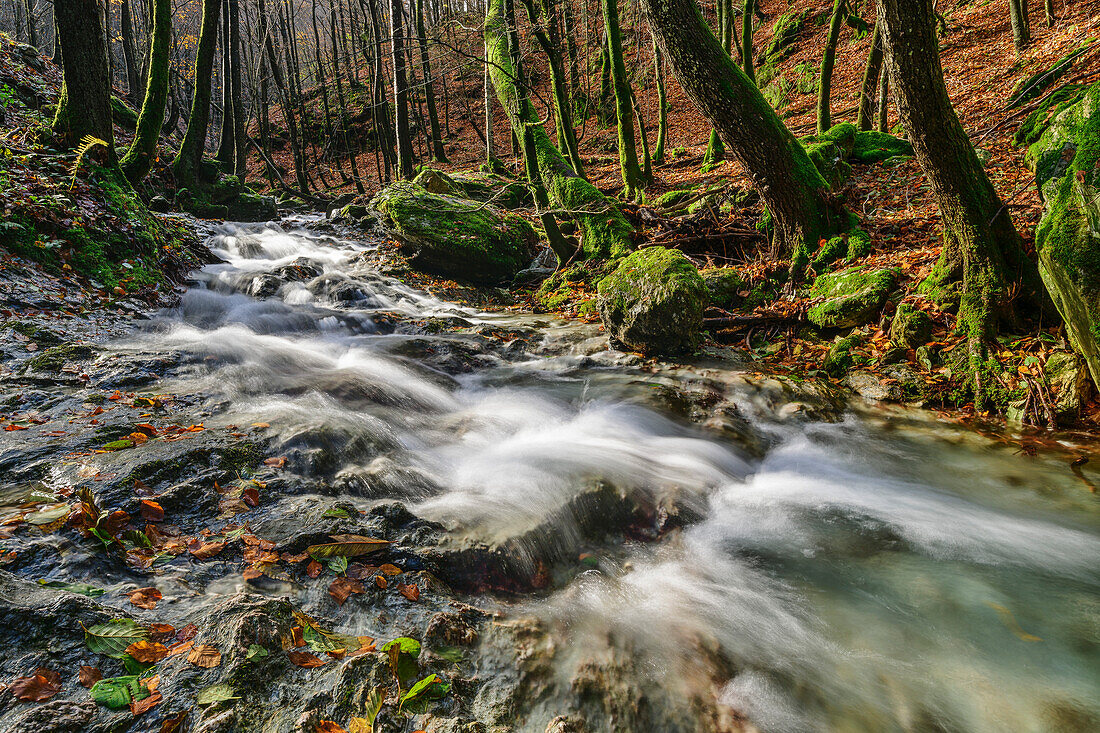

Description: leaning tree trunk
[390,0,415,179]
[53,0,116,165]
[172,0,221,187]
[120,0,170,184]
[817,0,846,135]
[878,0,1039,401]
[485,0,633,260]
[641,0,833,267]
[602,0,646,198]
[856,22,883,131]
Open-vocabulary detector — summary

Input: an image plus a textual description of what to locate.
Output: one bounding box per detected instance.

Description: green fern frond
[70,135,109,189]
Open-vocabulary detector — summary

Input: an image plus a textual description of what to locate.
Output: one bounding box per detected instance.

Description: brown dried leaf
[186,644,222,669]
[328,577,364,606]
[126,640,169,663]
[8,668,61,701]
[127,586,162,609]
[287,650,328,668]
[78,666,102,688]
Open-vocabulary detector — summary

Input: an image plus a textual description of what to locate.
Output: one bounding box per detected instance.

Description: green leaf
[121,530,152,549]
[325,555,348,575]
[122,653,154,675]
[292,610,362,653]
[84,618,148,659]
[246,644,269,660]
[400,674,449,714]
[102,440,134,451]
[38,579,105,597]
[90,675,140,709]
[306,534,389,559]
[321,508,350,518]
[382,637,422,690]
[196,683,239,707]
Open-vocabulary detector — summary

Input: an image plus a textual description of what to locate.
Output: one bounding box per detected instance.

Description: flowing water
[10,222,1099,732]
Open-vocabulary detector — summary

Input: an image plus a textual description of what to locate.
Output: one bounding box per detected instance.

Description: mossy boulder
[820,122,858,158]
[700,267,744,309]
[851,131,913,164]
[414,167,531,209]
[371,181,538,284]
[807,266,899,329]
[596,247,706,355]
[1045,350,1091,419]
[824,333,862,378]
[804,140,851,189]
[226,192,277,222]
[889,303,933,348]
[1028,82,1100,390]
[413,167,461,194]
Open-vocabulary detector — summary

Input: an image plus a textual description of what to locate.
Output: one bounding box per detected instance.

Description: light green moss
[700,267,744,308]
[851,131,913,164]
[807,266,899,329]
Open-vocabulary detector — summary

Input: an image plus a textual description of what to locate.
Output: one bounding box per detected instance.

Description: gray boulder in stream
[596,246,706,355]
[370,181,537,284]
[1028,82,1100,390]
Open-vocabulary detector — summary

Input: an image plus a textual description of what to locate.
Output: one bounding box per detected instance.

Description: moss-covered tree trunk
[878,0,1040,401]
[641,0,832,265]
[817,0,846,135]
[415,0,447,163]
[485,0,633,260]
[856,22,883,131]
[519,0,585,177]
[597,34,613,126]
[120,0,170,184]
[601,0,646,199]
[742,0,756,84]
[652,37,668,163]
[172,0,221,187]
[1009,0,1030,53]
[390,0,415,179]
[53,0,116,166]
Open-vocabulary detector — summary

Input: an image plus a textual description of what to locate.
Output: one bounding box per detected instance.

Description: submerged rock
[371,181,538,284]
[807,266,898,329]
[1028,82,1100,390]
[597,247,706,355]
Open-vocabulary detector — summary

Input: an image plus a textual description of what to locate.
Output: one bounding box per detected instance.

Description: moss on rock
[851,131,913,164]
[700,267,744,309]
[371,181,538,284]
[807,266,899,329]
[1029,82,1100,390]
[596,247,706,355]
[889,303,933,348]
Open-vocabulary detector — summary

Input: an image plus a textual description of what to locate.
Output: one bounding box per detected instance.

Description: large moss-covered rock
[226,192,277,222]
[371,181,537,284]
[1045,350,1090,419]
[1029,82,1100,389]
[851,131,913,164]
[700,267,744,309]
[807,266,899,329]
[597,247,706,355]
[889,303,933,348]
[414,167,531,209]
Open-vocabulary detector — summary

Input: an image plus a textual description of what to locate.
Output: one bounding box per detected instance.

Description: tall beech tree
[173,0,221,187]
[390,0,415,179]
[641,0,834,265]
[877,0,1039,398]
[601,0,646,199]
[414,0,447,163]
[120,0,171,184]
[484,0,633,261]
[53,0,115,165]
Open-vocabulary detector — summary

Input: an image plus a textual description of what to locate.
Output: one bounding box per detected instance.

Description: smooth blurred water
[129,223,1100,732]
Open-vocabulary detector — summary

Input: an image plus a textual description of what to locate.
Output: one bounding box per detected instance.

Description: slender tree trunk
[120,0,142,104]
[652,37,667,164]
[876,65,889,133]
[120,0,170,183]
[53,0,116,166]
[597,33,613,125]
[631,88,652,182]
[1009,0,1030,53]
[173,0,221,186]
[741,0,755,84]
[216,0,236,168]
[641,0,834,267]
[24,0,38,49]
[601,0,645,198]
[878,0,1039,401]
[817,0,846,135]
[390,0,415,178]
[484,35,495,163]
[228,0,246,175]
[415,0,447,162]
[485,0,633,260]
[856,22,883,131]
[1044,0,1054,27]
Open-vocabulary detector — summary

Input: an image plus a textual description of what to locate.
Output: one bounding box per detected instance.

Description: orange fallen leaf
[126,640,169,663]
[166,640,193,657]
[131,690,162,716]
[264,456,286,468]
[3,424,28,431]
[241,487,260,507]
[160,710,188,733]
[8,668,61,701]
[78,665,102,688]
[291,626,305,648]
[189,540,226,559]
[307,560,323,578]
[288,650,328,668]
[328,577,364,606]
[398,584,420,602]
[127,432,149,445]
[379,563,402,576]
[140,500,165,522]
[128,586,162,610]
[314,722,347,733]
[374,575,388,589]
[187,644,222,668]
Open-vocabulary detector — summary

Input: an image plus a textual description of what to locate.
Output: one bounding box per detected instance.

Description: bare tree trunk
[1009,0,1030,52]
[23,0,38,48]
[856,22,883,131]
[876,64,889,133]
[415,0,447,161]
[390,0,415,178]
